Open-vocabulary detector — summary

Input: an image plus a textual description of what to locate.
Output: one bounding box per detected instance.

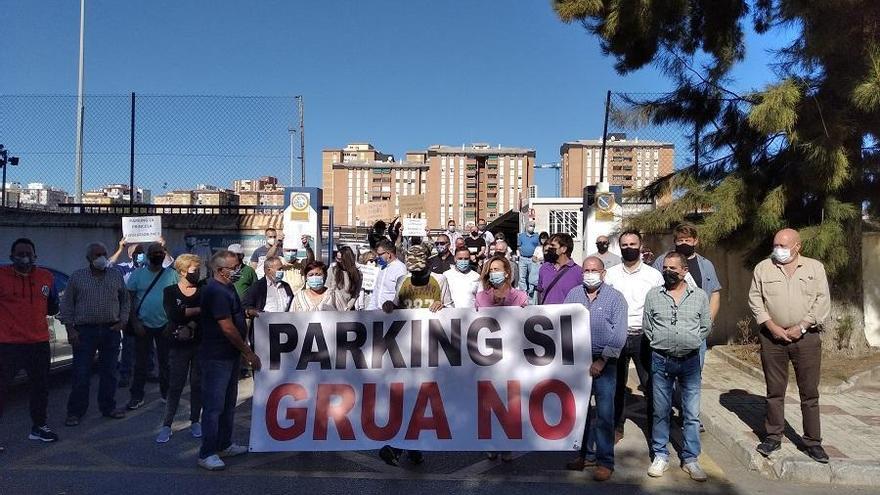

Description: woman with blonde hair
[157,254,203,443]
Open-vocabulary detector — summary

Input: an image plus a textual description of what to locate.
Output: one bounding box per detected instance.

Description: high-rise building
[0,182,68,210]
[321,143,535,228]
[425,144,535,227]
[560,134,674,197]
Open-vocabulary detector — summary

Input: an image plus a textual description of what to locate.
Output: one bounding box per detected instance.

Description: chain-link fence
[0,94,301,209]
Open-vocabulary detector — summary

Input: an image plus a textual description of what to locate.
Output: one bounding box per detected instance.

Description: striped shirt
[643,284,710,357]
[59,268,130,327]
[563,282,628,358]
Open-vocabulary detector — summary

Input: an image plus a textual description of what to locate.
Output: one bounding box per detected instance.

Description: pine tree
[554,0,880,350]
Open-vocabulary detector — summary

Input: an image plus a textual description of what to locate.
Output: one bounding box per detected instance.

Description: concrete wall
[0,210,280,277]
[863,232,880,346]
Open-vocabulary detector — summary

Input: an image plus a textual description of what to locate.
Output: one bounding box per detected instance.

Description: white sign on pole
[401,218,427,237]
[249,304,591,452]
[122,216,162,244]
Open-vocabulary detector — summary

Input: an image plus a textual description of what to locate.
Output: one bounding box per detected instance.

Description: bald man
[748,228,831,463]
[589,235,621,268]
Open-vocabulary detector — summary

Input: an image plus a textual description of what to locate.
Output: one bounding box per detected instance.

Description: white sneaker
[190,422,202,438]
[683,461,708,482]
[155,426,172,444]
[647,457,670,477]
[197,455,226,471]
[218,443,248,458]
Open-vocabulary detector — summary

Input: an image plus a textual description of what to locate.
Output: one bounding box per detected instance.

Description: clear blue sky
[1,0,787,197]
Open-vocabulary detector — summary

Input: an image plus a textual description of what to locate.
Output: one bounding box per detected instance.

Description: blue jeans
[578,357,618,469]
[199,357,239,459]
[67,324,122,417]
[651,350,702,464]
[517,257,537,296]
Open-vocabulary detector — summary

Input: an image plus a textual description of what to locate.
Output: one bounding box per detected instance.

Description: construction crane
[534,162,561,196]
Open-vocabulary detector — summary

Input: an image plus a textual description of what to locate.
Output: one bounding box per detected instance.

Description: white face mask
[772,247,793,264]
[266,238,276,246]
[91,256,109,271]
[583,272,602,288]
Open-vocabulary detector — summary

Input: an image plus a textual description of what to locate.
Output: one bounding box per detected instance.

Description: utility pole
[288,127,296,187]
[74,0,86,204]
[296,95,305,187]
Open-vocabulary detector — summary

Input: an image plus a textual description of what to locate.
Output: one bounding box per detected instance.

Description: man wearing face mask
[589,235,621,269]
[226,244,257,299]
[60,242,130,426]
[748,228,830,464]
[249,228,282,279]
[477,218,495,248]
[652,224,721,326]
[125,243,179,410]
[562,256,628,481]
[427,234,455,275]
[516,220,541,298]
[366,240,407,311]
[445,220,461,253]
[442,246,481,308]
[464,222,488,268]
[643,252,711,481]
[603,230,664,445]
[1,239,61,446]
[536,233,582,305]
[243,257,293,316]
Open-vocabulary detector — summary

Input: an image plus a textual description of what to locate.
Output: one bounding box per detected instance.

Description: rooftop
[332,160,430,170]
[427,143,535,156]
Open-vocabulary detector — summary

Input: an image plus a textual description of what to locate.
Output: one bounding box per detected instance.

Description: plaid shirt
[563,282,628,358]
[643,284,710,357]
[59,268,130,327]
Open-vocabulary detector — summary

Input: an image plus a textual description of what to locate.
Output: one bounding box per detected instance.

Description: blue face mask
[456,260,471,272]
[273,271,285,282]
[135,253,146,265]
[489,271,506,287]
[376,255,388,268]
[306,275,324,290]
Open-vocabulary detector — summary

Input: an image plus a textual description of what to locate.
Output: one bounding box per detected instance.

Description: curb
[702,351,880,487]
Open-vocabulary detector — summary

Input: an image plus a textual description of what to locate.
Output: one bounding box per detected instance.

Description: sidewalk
[701,349,880,486]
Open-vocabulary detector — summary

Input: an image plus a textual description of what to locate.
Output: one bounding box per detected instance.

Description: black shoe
[126,398,145,410]
[378,446,399,466]
[806,445,829,464]
[756,439,781,457]
[28,425,59,443]
[407,450,424,465]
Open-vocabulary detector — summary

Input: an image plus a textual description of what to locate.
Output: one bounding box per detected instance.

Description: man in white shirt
[443,247,481,308]
[367,240,407,311]
[603,230,664,444]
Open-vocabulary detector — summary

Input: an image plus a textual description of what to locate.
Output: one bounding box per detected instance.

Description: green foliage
[553,0,879,281]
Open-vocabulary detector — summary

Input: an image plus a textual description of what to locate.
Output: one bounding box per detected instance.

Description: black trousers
[130,327,170,402]
[0,342,51,428]
[613,333,653,438]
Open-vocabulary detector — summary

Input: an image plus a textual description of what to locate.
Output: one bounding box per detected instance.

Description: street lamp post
[74,0,86,204]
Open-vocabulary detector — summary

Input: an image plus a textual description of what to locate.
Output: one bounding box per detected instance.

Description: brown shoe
[593,466,613,482]
[564,456,597,471]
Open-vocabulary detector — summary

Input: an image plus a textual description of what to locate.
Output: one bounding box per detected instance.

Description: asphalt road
[0,370,874,495]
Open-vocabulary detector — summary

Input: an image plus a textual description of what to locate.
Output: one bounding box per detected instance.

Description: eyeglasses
[376,251,387,257]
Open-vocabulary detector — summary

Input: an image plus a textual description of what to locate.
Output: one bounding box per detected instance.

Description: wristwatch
[799,323,807,335]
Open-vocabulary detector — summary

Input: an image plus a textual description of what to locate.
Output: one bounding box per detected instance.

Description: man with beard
[589,235,621,269]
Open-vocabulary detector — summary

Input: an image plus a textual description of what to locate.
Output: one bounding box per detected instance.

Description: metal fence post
[598,90,612,183]
[129,91,136,213]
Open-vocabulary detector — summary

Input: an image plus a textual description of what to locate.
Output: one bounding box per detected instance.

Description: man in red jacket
[0,238,60,449]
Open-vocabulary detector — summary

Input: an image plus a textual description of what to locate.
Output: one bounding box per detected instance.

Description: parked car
[3,264,74,377]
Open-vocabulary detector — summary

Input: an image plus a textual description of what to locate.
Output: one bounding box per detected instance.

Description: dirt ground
[727,344,880,386]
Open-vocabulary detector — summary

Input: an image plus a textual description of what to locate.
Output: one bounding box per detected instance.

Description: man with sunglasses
[427,234,455,275]
[643,251,711,482]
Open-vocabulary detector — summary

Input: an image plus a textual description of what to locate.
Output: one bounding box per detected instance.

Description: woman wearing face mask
[156,255,204,444]
[474,255,528,462]
[291,261,347,312]
[326,246,363,311]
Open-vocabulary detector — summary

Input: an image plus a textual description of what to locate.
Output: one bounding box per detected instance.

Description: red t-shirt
[0,266,56,344]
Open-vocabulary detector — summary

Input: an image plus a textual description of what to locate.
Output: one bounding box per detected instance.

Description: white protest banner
[357,263,379,291]
[249,304,591,452]
[122,216,162,244]
[398,195,425,217]
[356,201,392,225]
[401,217,427,237]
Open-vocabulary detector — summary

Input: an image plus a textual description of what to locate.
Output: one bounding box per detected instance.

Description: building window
[549,210,579,238]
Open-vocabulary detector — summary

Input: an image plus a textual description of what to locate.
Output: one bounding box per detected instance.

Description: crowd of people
[0,220,831,481]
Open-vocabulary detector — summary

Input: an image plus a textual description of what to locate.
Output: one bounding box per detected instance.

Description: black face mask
[149,254,165,266]
[675,243,696,257]
[411,268,430,285]
[662,270,681,287]
[596,242,609,253]
[621,247,641,262]
[185,272,200,285]
[544,248,559,264]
